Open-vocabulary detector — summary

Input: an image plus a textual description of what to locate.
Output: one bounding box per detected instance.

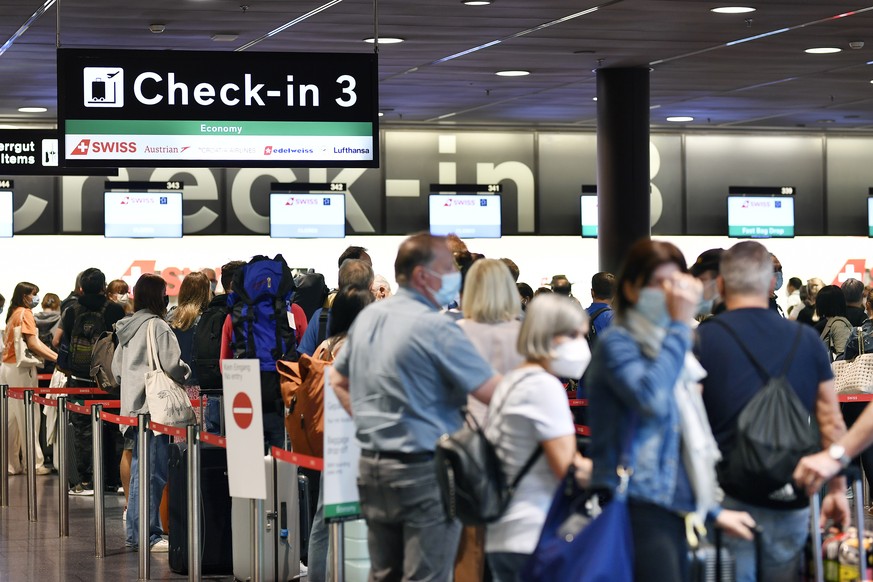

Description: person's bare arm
[817,379,846,448]
[24,333,57,362]
[329,367,353,416]
[52,327,63,348]
[470,374,501,405]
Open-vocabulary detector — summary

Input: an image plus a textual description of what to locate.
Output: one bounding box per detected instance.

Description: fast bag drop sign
[57,48,379,168]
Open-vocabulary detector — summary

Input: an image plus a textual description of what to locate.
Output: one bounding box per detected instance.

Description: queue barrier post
[251,498,264,582]
[57,396,69,536]
[853,473,867,582]
[138,413,151,581]
[329,522,345,582]
[0,385,8,507]
[186,423,201,582]
[92,403,105,558]
[24,389,37,522]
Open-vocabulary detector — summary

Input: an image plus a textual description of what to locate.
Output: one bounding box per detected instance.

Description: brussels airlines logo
[70,139,137,156]
[83,67,124,108]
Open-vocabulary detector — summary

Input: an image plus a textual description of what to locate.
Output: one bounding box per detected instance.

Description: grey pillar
[596,67,651,274]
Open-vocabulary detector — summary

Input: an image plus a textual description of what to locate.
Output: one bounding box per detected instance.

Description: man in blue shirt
[585,271,615,336]
[695,241,848,582]
[331,233,500,582]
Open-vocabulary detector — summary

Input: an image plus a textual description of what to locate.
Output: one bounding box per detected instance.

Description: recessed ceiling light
[363,37,404,44]
[495,70,529,77]
[212,33,239,42]
[592,97,598,101]
[666,116,694,122]
[816,119,835,123]
[18,107,47,113]
[711,6,756,14]
[461,0,492,4]
[378,112,384,117]
[805,47,841,54]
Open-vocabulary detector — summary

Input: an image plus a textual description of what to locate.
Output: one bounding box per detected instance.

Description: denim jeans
[487,552,528,582]
[718,496,809,582]
[126,433,170,547]
[357,453,461,582]
[203,398,221,435]
[307,483,330,582]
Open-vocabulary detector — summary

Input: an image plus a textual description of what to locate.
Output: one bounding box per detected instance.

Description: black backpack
[711,321,819,509]
[434,373,542,525]
[68,302,109,378]
[228,254,298,371]
[586,306,611,352]
[191,297,229,393]
[292,273,330,322]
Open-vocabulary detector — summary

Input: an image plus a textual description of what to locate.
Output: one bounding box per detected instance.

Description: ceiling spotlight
[378,112,384,117]
[18,107,47,113]
[496,70,530,77]
[148,23,166,34]
[212,33,239,42]
[666,116,694,122]
[462,0,492,4]
[363,37,404,44]
[805,47,841,54]
[711,6,756,14]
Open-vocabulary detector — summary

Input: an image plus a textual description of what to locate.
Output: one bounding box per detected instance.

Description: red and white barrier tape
[149,421,188,438]
[65,401,90,415]
[99,411,139,427]
[568,399,588,408]
[32,395,58,407]
[270,446,324,471]
[199,432,227,448]
[575,424,591,436]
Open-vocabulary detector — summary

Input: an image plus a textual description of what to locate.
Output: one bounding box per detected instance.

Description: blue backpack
[228,254,298,371]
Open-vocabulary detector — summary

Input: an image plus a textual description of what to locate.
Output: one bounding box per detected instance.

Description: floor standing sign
[222,359,267,499]
[323,368,362,521]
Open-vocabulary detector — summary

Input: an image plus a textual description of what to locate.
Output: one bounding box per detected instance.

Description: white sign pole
[323,368,361,521]
[222,359,267,500]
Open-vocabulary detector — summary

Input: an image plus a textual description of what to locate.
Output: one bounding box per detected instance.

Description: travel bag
[232,455,301,581]
[167,441,233,574]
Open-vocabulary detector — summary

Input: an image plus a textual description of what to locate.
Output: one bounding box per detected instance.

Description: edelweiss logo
[264,146,273,155]
[83,67,124,108]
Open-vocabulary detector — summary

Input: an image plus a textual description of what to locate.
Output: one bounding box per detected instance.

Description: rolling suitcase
[808,470,868,582]
[167,442,233,574]
[232,455,301,581]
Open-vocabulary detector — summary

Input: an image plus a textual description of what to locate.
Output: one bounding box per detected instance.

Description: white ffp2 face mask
[548,337,592,380]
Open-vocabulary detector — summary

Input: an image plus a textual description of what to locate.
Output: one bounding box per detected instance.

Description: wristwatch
[828,444,851,469]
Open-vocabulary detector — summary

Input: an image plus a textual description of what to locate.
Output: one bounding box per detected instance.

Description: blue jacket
[587,321,691,510]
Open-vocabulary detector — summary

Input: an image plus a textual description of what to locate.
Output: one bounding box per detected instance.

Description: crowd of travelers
[4,232,873,582]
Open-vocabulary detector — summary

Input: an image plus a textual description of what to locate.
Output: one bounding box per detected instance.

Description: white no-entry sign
[222,359,267,500]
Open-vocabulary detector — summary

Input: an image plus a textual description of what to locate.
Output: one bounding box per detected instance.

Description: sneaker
[848,486,855,500]
[299,561,309,577]
[35,466,52,476]
[117,486,125,495]
[150,537,169,553]
[122,507,127,521]
[69,483,94,496]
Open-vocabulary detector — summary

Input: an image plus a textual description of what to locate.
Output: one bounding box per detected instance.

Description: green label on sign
[324,502,362,520]
[66,119,373,136]
[729,225,794,237]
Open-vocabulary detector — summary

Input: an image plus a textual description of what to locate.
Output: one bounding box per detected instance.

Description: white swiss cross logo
[833,260,865,286]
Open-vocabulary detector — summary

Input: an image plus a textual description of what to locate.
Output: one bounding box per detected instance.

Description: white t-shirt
[484,366,575,555]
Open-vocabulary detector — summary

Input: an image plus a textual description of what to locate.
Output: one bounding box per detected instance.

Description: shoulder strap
[590,306,611,323]
[711,318,803,380]
[316,309,330,347]
[509,446,543,490]
[146,319,159,372]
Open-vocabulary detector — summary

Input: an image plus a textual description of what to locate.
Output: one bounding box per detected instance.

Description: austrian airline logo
[264,146,273,155]
[83,67,124,108]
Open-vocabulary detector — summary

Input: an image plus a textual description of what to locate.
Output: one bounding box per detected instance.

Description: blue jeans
[487,552,528,582]
[126,433,170,547]
[204,398,221,435]
[307,484,330,582]
[718,496,809,582]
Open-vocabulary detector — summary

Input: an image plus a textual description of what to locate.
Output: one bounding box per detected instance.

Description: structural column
[596,67,651,274]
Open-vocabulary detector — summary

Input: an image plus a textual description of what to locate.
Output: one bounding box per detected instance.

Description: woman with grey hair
[483,293,593,582]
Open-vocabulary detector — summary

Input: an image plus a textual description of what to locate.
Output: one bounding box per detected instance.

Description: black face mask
[163,295,170,308]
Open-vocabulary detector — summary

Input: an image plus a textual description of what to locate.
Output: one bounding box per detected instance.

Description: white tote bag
[143,319,195,429]
[13,310,43,369]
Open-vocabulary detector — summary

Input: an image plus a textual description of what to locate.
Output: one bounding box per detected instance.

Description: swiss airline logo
[284,196,318,206]
[70,139,137,156]
[833,259,866,285]
[442,198,477,208]
[83,67,124,108]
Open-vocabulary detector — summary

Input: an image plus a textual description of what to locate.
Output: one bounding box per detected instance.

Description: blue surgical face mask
[210,281,218,293]
[30,295,40,309]
[427,269,462,307]
[774,271,784,291]
[634,287,670,327]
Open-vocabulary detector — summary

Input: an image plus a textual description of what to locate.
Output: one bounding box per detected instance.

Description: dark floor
[0,472,234,581]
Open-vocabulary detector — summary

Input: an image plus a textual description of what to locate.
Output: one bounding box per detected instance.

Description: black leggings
[629,500,689,582]
[841,403,873,490]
